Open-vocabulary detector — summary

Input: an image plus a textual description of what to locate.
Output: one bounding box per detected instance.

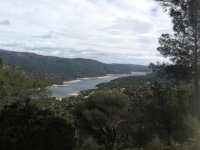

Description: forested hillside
[0,49,150,84]
[1,0,200,149]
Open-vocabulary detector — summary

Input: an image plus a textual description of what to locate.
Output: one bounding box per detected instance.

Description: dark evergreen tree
[147,82,190,145]
[154,0,200,117]
[75,90,130,150]
[0,100,75,150]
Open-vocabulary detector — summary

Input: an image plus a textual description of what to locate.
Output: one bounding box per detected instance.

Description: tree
[75,90,130,150]
[0,63,48,107]
[154,0,200,117]
[0,100,75,150]
[118,86,152,148]
[0,58,2,66]
[147,81,190,144]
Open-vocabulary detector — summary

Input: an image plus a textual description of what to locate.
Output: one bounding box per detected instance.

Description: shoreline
[63,79,81,84]
[48,72,149,89]
[48,74,114,88]
[48,72,149,97]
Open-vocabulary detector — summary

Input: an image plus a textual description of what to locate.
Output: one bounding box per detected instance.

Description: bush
[145,135,165,150]
[79,137,105,150]
[0,101,75,150]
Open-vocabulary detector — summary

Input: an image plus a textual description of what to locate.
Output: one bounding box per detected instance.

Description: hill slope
[0,49,151,83]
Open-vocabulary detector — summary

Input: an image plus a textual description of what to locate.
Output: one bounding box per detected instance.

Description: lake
[50,72,147,98]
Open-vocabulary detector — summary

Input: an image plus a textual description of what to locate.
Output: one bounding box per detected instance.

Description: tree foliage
[0,63,48,107]
[153,0,200,117]
[0,100,75,150]
[75,90,130,150]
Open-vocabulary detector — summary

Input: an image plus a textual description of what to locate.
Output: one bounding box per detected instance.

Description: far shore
[49,72,150,99]
[48,72,149,89]
[48,74,113,88]
[63,79,81,84]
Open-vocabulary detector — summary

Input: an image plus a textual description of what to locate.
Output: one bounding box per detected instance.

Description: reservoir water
[50,72,147,98]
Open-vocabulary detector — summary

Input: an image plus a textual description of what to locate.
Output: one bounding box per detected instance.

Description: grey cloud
[136,36,157,45]
[33,34,55,39]
[67,48,107,56]
[68,48,94,54]
[32,30,57,39]
[102,17,153,35]
[0,43,20,47]
[0,20,10,26]
[0,0,173,65]
[38,34,53,39]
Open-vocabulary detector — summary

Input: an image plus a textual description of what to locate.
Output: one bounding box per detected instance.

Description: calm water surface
[50,72,147,98]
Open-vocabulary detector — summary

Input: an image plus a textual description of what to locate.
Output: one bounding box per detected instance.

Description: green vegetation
[75,91,129,150]
[0,49,150,84]
[152,0,200,117]
[0,0,200,149]
[59,78,196,149]
[0,59,199,149]
[0,100,75,150]
[0,64,48,106]
[96,74,156,89]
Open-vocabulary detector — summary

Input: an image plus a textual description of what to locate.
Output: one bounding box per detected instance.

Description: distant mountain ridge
[0,49,151,83]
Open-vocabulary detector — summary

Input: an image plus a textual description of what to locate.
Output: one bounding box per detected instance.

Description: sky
[0,0,173,65]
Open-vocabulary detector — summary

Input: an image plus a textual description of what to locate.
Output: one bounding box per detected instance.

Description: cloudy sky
[0,0,173,65]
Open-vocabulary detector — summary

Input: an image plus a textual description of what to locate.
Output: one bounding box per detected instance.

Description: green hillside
[0,49,151,83]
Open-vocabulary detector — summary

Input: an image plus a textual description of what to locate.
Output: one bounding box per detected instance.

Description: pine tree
[155,0,200,117]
